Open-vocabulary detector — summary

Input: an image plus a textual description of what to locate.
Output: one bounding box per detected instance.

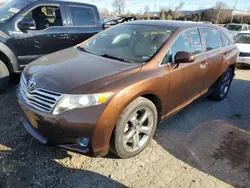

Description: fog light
[77,137,89,147]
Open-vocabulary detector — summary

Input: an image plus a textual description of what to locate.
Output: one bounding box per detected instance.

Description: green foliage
[166,14,173,20]
[126,10,132,17]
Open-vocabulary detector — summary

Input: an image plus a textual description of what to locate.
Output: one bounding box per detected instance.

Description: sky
[82,0,249,13]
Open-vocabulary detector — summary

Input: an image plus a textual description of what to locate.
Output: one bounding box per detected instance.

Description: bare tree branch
[112,0,126,15]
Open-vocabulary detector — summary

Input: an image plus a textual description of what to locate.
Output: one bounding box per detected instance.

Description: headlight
[52,92,114,115]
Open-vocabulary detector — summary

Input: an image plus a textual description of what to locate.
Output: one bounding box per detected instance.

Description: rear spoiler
[103,16,136,29]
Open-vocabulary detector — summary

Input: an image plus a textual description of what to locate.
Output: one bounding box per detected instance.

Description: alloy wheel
[123,107,154,152]
[220,71,231,98]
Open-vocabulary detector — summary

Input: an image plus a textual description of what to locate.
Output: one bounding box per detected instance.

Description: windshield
[0,0,30,22]
[225,24,242,31]
[234,33,250,44]
[81,24,175,63]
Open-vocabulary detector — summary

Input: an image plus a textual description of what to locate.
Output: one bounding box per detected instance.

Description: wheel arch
[0,42,19,73]
[141,94,163,124]
[91,91,164,156]
[229,64,236,77]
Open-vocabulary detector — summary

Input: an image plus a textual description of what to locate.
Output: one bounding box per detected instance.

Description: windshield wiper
[76,45,88,52]
[101,53,132,63]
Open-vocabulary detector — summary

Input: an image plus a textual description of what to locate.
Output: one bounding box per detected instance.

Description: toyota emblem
[27,78,36,91]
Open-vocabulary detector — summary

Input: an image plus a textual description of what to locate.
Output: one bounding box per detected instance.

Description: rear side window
[69,6,96,26]
[200,28,222,51]
[221,32,231,46]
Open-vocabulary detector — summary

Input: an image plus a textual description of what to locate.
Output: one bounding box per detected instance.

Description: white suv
[224,23,249,37]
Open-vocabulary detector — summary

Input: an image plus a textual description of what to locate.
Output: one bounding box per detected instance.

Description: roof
[239,31,250,34]
[226,23,248,25]
[27,0,95,6]
[126,20,218,29]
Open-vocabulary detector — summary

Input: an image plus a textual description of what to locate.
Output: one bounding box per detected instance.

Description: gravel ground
[0,69,250,188]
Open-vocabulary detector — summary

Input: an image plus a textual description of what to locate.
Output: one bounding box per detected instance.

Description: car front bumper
[17,92,110,157]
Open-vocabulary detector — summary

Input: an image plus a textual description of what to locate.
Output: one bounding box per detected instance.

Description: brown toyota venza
[17,21,238,158]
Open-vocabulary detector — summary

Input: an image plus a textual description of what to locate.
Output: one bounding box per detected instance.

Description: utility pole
[230,0,238,23]
[241,0,247,23]
[216,1,222,24]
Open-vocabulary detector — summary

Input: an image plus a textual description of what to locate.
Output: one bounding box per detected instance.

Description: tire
[211,68,233,101]
[236,63,243,69]
[0,60,9,93]
[111,97,158,158]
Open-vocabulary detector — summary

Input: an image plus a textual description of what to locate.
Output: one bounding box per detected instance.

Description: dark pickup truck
[0,0,103,92]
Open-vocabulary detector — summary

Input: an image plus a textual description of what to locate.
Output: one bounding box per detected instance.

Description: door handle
[200,61,208,69]
[59,34,69,39]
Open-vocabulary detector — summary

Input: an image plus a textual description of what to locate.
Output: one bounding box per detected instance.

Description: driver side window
[22,5,63,30]
[162,29,202,64]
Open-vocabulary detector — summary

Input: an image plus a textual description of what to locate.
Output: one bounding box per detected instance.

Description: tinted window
[163,29,202,63]
[221,32,231,46]
[69,6,96,26]
[225,24,242,31]
[200,28,222,51]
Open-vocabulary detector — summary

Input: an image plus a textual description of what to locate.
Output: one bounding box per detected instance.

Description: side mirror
[18,18,36,31]
[175,51,195,64]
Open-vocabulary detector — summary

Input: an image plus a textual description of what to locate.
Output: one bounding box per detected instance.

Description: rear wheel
[211,68,233,101]
[111,97,158,158]
[0,60,9,93]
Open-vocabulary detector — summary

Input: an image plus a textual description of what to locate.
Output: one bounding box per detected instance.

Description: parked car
[234,31,250,67]
[224,23,249,37]
[200,21,212,24]
[17,21,238,158]
[0,0,103,93]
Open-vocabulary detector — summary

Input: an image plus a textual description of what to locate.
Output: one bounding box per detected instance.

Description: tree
[166,14,173,20]
[144,5,150,15]
[100,8,109,18]
[173,1,185,19]
[160,7,167,20]
[112,0,126,15]
[126,10,132,17]
[215,1,227,24]
[160,12,166,20]
[144,5,151,19]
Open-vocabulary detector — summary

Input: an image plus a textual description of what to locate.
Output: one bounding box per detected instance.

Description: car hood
[236,43,250,53]
[23,47,142,94]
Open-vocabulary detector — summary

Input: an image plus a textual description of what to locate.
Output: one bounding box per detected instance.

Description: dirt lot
[0,69,250,188]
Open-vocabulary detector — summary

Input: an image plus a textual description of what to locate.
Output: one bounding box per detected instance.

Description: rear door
[199,28,224,89]
[163,28,208,113]
[66,4,102,44]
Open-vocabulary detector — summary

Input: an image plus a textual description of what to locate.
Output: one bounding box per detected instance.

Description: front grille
[20,74,62,113]
[239,52,250,57]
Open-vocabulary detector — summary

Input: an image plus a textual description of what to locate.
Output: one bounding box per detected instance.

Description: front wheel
[111,97,158,158]
[211,68,233,101]
[0,60,9,93]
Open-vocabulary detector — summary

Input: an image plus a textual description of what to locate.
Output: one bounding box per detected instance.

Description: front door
[12,4,71,66]
[164,29,208,114]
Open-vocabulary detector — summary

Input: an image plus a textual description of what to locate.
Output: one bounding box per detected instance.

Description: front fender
[0,42,19,72]
[91,67,168,155]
